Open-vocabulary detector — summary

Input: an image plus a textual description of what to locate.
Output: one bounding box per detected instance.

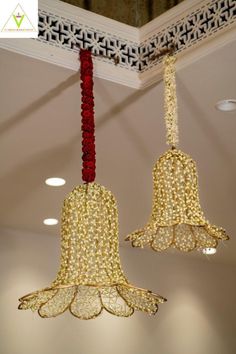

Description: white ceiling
[0,38,236,266]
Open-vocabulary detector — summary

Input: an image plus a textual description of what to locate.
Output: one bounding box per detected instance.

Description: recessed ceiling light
[45,177,66,187]
[43,218,58,226]
[202,247,217,255]
[215,99,236,112]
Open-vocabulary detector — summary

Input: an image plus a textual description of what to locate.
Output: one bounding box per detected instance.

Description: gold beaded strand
[163,54,179,148]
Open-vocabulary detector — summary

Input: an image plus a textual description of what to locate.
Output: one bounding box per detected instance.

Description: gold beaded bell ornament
[19,183,166,319]
[126,54,229,253]
[18,50,166,319]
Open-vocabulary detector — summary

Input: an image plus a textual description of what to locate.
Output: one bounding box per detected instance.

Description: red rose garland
[80,49,96,183]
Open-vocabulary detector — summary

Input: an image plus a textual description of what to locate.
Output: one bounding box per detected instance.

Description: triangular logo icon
[2,3,36,32]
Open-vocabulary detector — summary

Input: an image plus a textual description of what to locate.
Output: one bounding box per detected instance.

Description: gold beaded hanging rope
[163,54,178,148]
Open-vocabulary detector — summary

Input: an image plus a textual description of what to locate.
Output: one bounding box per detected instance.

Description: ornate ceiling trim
[0,0,235,88]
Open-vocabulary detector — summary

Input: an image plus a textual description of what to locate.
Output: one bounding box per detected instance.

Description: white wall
[0,227,236,354]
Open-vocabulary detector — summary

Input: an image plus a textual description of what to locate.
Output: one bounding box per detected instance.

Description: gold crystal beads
[19,182,166,319]
[163,54,178,148]
[126,149,229,252]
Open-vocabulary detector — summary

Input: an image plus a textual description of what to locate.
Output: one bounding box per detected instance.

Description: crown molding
[139,26,236,89]
[0,37,141,88]
[0,0,235,89]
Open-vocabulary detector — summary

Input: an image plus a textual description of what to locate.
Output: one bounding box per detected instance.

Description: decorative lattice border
[38,10,140,71]
[37,0,236,73]
[139,0,236,72]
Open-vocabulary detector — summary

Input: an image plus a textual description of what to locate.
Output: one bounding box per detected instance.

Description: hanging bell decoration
[126,54,229,253]
[18,50,166,319]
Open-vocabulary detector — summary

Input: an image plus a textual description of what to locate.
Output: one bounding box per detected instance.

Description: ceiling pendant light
[18,49,166,319]
[126,54,229,253]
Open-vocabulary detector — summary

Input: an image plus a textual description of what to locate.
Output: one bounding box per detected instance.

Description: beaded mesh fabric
[18,50,166,319]
[126,54,229,252]
[19,183,166,318]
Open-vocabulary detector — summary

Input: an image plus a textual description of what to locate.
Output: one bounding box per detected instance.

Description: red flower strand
[80,49,96,183]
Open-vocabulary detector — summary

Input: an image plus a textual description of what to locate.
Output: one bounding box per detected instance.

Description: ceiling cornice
[0,0,235,88]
